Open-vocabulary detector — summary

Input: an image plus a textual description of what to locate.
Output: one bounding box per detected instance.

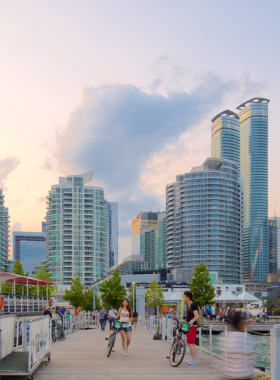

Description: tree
[29,265,55,297]
[2,261,29,295]
[63,277,90,310]
[83,290,101,311]
[127,284,137,310]
[99,268,127,310]
[145,276,165,313]
[189,263,215,308]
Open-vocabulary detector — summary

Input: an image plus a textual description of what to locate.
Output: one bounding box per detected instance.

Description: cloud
[38,196,46,203]
[55,74,263,258]
[41,158,54,170]
[11,222,22,232]
[0,157,20,186]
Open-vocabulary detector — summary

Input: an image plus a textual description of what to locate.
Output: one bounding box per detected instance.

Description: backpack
[196,307,204,328]
[153,332,162,340]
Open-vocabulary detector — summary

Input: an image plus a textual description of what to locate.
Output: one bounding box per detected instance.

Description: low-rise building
[108,255,149,276]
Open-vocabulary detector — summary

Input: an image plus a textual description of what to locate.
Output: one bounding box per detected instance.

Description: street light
[132,282,136,311]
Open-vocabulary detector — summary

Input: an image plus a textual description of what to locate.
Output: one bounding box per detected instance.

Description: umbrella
[237,291,260,302]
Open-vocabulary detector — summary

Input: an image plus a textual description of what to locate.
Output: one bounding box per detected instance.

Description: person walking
[220,311,254,379]
[99,307,106,331]
[108,305,117,330]
[132,309,138,329]
[116,299,132,357]
[184,291,199,365]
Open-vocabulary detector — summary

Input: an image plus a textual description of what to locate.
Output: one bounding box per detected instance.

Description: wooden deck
[16,327,221,380]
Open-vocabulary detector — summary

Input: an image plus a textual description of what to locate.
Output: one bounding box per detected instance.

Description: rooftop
[236,97,270,110]
[211,109,239,123]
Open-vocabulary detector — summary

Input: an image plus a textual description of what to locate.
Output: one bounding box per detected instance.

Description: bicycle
[52,319,65,342]
[166,318,189,367]
[105,320,122,357]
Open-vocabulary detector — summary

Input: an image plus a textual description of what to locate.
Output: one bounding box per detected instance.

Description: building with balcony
[237,98,269,282]
[211,109,240,169]
[105,201,118,270]
[45,171,107,286]
[166,158,241,283]
[268,217,279,274]
[107,255,149,276]
[131,212,159,256]
[0,189,9,271]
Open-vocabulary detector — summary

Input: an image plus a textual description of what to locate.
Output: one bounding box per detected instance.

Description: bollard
[78,317,81,330]
[70,315,73,333]
[142,316,144,330]
[22,318,28,352]
[199,327,202,359]
[150,317,153,333]
[167,318,171,340]
[272,324,280,380]
[209,324,212,365]
[162,318,166,341]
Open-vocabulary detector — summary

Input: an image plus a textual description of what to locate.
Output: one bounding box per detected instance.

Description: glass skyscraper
[13,231,46,275]
[105,201,118,270]
[0,189,9,271]
[237,98,269,282]
[131,212,159,256]
[166,158,241,283]
[46,171,107,286]
[211,109,240,168]
[140,226,158,270]
[157,211,166,269]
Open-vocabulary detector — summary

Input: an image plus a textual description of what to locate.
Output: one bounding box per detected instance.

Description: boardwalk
[28,327,221,380]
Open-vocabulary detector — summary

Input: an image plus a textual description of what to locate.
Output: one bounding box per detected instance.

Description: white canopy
[164,291,183,302]
[237,291,260,302]
[215,291,241,302]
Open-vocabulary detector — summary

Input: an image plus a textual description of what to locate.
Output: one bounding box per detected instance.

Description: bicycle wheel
[106,333,116,357]
[169,336,186,367]
[57,327,65,341]
[52,329,56,343]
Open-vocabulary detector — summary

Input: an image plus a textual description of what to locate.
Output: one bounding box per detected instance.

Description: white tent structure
[215,291,241,302]
[237,291,260,302]
[164,291,183,302]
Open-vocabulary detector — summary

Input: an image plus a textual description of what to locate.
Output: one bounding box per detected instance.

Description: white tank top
[119,308,131,326]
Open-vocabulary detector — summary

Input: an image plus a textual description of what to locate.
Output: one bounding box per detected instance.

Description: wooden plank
[31,327,220,380]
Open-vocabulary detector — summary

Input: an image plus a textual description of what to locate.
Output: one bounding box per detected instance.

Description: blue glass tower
[211,110,240,169]
[237,98,269,282]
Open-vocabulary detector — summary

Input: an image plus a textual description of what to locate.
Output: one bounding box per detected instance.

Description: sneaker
[126,346,129,354]
[187,360,198,365]
[124,351,127,356]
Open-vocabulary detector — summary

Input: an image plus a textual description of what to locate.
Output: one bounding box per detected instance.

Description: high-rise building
[269,217,279,274]
[13,231,46,275]
[166,158,241,283]
[237,98,269,282]
[131,212,159,256]
[140,225,158,270]
[211,109,240,167]
[0,189,9,271]
[46,171,107,286]
[105,202,118,270]
[157,212,166,269]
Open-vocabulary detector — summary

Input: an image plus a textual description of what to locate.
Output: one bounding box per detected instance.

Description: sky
[1,0,280,262]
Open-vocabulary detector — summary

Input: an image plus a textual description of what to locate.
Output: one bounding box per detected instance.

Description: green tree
[63,277,89,310]
[99,268,127,310]
[83,290,101,311]
[145,276,165,313]
[189,263,215,307]
[127,284,137,310]
[29,265,55,297]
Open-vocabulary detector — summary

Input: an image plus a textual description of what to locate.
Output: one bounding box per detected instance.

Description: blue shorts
[117,326,132,333]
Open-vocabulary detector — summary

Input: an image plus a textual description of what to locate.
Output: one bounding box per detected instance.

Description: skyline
[1,1,280,262]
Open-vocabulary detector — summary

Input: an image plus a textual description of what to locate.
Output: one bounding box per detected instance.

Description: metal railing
[0,293,49,314]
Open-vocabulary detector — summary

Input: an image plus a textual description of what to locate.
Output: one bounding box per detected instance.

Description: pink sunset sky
[1,1,279,261]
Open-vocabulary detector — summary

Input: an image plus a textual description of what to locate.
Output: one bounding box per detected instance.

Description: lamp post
[132,282,135,311]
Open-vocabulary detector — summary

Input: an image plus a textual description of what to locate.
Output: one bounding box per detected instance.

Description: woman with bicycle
[116,298,132,357]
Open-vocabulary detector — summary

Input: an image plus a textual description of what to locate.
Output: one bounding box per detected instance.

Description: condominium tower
[166,158,241,283]
[0,189,9,271]
[46,172,107,286]
[131,212,159,256]
[269,217,279,273]
[237,98,269,282]
[105,201,118,270]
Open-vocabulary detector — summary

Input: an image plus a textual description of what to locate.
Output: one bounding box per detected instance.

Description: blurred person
[99,307,106,331]
[42,305,52,318]
[132,309,138,329]
[115,299,133,356]
[108,305,117,330]
[221,311,254,380]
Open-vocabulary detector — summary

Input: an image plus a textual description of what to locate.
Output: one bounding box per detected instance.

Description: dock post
[150,317,152,333]
[272,324,280,380]
[23,318,28,352]
[209,324,212,365]
[199,327,202,359]
[162,318,166,341]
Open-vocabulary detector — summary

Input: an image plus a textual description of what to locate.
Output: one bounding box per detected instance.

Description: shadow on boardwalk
[4,328,221,380]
